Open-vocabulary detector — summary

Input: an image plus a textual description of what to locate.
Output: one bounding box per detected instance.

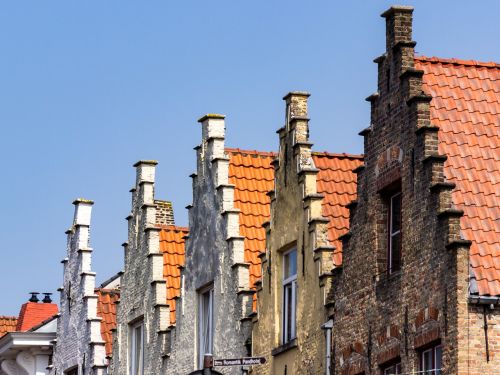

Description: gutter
[321,319,333,375]
[468,295,500,306]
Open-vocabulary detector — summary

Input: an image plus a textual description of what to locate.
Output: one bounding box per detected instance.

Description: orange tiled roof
[15,302,58,332]
[96,289,119,357]
[313,152,364,266]
[159,225,188,324]
[227,148,275,293]
[0,316,17,338]
[416,56,500,296]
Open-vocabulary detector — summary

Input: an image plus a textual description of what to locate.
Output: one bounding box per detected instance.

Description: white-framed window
[420,344,442,374]
[388,192,402,274]
[382,362,401,375]
[129,320,144,375]
[198,285,214,368]
[282,248,297,344]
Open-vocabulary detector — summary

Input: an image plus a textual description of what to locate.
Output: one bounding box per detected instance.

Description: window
[198,285,214,368]
[65,368,78,375]
[129,320,144,375]
[388,192,402,274]
[282,249,297,344]
[382,362,401,375]
[420,344,442,375]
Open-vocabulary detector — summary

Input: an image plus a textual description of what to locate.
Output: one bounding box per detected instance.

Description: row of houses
[1,5,498,375]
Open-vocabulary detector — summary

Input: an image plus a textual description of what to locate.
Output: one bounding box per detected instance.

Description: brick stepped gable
[416,56,500,296]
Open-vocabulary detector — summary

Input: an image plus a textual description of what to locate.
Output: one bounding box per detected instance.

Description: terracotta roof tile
[0,316,17,338]
[312,152,364,266]
[96,289,119,357]
[227,148,275,296]
[15,302,58,332]
[159,225,188,324]
[416,56,500,296]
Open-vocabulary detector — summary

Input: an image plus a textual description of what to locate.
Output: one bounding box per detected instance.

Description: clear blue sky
[1,1,498,315]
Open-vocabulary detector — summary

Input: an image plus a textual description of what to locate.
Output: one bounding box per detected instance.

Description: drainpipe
[321,319,334,375]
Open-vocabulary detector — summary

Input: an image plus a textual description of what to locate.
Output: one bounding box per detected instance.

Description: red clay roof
[96,289,119,357]
[312,152,364,266]
[227,148,275,292]
[159,225,188,324]
[416,56,500,296]
[15,302,58,332]
[0,316,17,338]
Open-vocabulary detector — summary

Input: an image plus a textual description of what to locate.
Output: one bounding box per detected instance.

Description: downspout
[322,319,334,375]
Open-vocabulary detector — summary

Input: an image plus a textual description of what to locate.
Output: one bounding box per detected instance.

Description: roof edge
[225,148,277,157]
[416,55,500,68]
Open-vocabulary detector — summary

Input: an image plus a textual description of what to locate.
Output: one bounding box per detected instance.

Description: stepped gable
[416,56,500,296]
[0,316,17,338]
[226,148,275,291]
[158,225,188,324]
[96,289,119,357]
[15,302,58,332]
[312,152,364,266]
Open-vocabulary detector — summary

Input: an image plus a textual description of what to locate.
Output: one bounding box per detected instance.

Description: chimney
[381,5,414,50]
[154,200,175,226]
[29,292,39,303]
[42,293,53,304]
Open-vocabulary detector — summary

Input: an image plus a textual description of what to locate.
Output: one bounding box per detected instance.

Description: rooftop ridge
[312,151,364,159]
[225,147,277,157]
[0,316,17,320]
[416,55,500,69]
[156,224,189,232]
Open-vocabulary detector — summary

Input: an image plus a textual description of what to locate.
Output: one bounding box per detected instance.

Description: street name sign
[213,357,266,366]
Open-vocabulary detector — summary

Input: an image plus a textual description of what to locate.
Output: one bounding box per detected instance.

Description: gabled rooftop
[159,224,189,324]
[0,316,17,338]
[416,56,500,296]
[96,288,119,357]
[15,302,58,332]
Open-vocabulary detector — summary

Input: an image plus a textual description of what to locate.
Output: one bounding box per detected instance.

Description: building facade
[166,115,274,374]
[110,160,188,374]
[52,199,119,375]
[327,6,499,375]
[251,93,362,375]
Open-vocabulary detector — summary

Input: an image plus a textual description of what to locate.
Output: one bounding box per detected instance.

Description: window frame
[129,319,144,375]
[419,343,442,375]
[387,191,402,274]
[382,361,401,375]
[198,284,214,368]
[282,248,297,344]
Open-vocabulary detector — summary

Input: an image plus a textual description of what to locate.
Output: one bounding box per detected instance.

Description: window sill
[271,338,297,357]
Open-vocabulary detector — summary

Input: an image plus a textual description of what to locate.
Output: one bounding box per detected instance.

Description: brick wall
[327,6,472,374]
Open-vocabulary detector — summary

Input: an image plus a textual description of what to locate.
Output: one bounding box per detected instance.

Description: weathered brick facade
[327,6,499,375]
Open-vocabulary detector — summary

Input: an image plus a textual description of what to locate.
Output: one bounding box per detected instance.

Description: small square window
[282,249,297,344]
[129,320,144,375]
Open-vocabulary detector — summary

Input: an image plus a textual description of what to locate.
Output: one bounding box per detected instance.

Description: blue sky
[1,1,498,315]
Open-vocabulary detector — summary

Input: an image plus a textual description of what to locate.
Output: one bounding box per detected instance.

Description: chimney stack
[42,293,53,303]
[381,5,414,50]
[29,292,39,303]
